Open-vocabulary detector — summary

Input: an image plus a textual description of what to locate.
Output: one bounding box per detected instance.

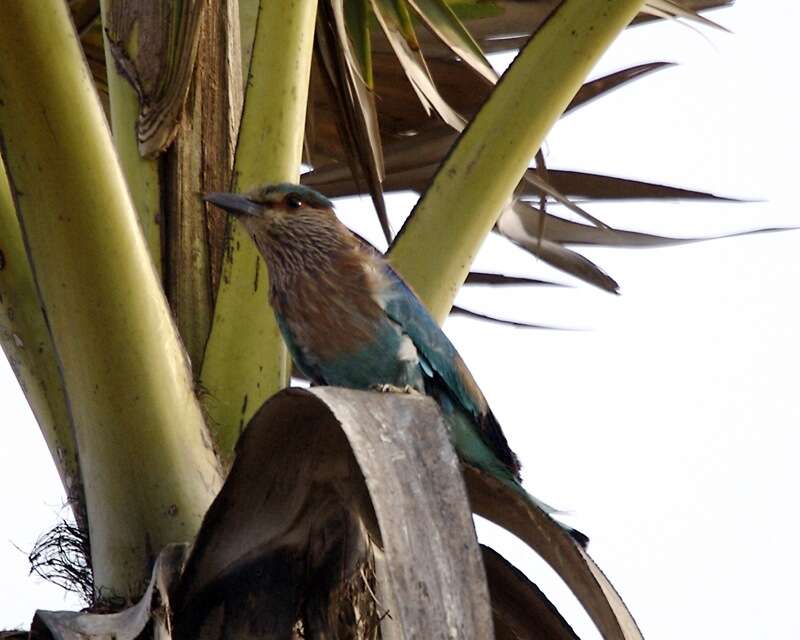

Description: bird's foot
[370,383,421,395]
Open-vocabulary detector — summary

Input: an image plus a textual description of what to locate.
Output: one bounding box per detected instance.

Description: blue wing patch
[380,263,522,479]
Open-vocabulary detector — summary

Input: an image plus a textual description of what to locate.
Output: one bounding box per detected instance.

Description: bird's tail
[445,408,589,546]
[502,473,590,548]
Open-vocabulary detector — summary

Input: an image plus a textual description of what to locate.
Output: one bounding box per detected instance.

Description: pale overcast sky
[1,2,798,638]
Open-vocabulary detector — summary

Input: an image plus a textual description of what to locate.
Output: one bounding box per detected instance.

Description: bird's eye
[285,194,303,209]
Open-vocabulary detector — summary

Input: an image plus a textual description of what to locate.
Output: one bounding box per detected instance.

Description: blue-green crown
[261,182,334,210]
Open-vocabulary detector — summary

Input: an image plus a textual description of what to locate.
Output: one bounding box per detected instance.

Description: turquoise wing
[380,263,521,479]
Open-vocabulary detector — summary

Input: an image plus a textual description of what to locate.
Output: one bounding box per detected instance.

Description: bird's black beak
[203,192,261,217]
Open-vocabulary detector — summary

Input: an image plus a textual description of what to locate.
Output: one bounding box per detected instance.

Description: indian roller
[205,183,587,546]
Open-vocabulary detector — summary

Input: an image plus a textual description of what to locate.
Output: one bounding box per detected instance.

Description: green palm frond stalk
[200,0,319,458]
[389,0,646,322]
[0,0,221,599]
[0,157,84,526]
[98,0,163,275]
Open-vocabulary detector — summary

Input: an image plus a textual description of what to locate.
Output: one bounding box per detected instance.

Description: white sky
[1,2,798,637]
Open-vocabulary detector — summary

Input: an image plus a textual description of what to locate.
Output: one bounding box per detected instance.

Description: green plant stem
[0,1,221,599]
[239,0,260,84]
[0,156,85,525]
[98,0,163,274]
[199,0,319,459]
[389,0,645,323]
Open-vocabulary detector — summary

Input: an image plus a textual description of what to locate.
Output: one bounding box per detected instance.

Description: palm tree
[0,0,752,637]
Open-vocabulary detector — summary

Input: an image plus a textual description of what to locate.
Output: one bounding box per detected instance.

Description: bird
[205,182,587,547]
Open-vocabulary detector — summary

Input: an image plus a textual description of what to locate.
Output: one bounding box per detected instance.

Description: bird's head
[204,183,345,267]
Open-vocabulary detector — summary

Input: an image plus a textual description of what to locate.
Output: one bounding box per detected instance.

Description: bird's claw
[370,383,421,395]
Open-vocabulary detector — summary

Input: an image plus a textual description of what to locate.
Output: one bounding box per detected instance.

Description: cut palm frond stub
[27,388,642,639]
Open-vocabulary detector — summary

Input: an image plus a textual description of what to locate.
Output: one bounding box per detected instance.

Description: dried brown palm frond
[302,0,758,305]
[74,1,737,257]
[297,3,769,298]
